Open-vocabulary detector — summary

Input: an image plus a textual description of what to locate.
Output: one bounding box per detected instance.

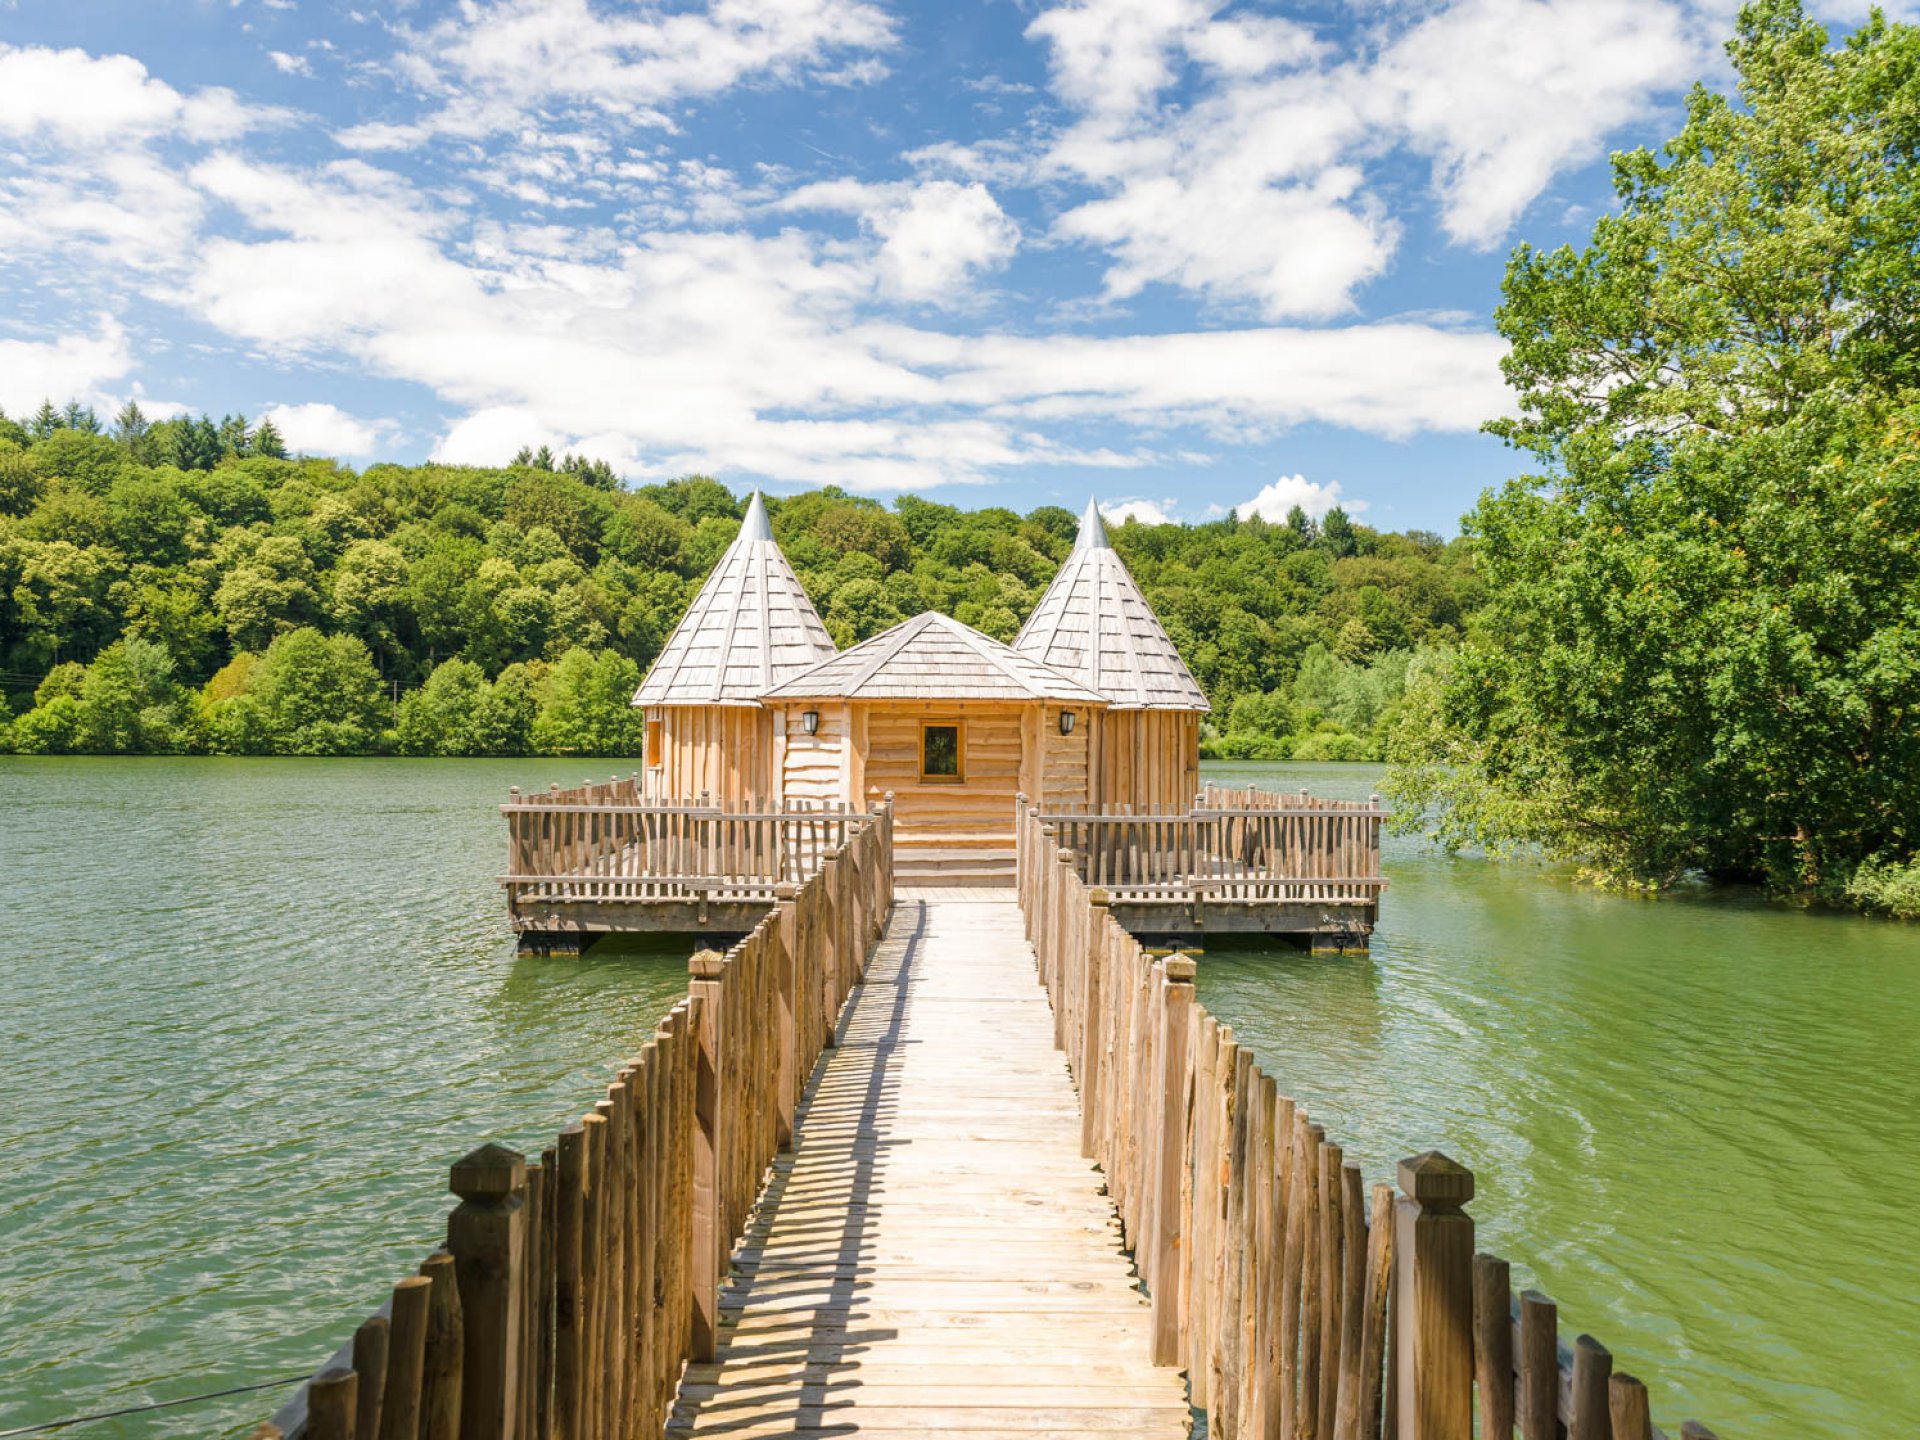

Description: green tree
[253,418,287,460]
[113,401,155,465]
[532,648,644,755]
[242,627,388,754]
[1390,2,1920,897]
[396,657,487,755]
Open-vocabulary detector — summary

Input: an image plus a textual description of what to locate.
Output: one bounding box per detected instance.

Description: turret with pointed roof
[632,491,837,707]
[1014,498,1209,712]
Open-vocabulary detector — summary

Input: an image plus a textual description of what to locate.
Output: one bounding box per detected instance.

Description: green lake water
[0,758,1914,1437]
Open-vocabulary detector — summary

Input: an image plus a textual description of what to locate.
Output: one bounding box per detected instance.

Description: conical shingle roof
[1014,498,1210,712]
[632,492,838,707]
[762,611,1107,705]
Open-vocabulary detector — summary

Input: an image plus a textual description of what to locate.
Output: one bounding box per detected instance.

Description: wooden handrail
[266,798,897,1440]
[1030,799,1387,907]
[1016,803,1722,1440]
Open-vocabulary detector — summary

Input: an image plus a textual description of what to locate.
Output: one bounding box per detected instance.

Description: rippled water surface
[3,760,1916,1438]
[1199,762,1920,1439]
[0,758,692,1437]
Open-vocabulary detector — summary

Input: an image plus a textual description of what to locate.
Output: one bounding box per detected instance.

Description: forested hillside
[0,402,1476,759]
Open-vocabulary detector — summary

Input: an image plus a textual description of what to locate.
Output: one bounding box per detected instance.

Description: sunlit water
[1199,762,1920,1438]
[0,758,693,1437]
[1,760,1913,1438]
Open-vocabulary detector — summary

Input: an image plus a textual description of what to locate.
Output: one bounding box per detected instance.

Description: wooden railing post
[447,1144,527,1440]
[819,855,842,1043]
[1150,955,1194,1365]
[774,881,800,1150]
[1391,1152,1474,1440]
[1079,891,1109,1159]
[418,1251,464,1440]
[688,962,724,1361]
[1054,847,1077,1045]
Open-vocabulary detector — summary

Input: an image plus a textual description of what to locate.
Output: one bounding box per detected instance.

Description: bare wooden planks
[668,896,1191,1439]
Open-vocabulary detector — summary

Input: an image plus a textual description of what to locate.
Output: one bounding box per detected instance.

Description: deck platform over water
[502,780,1385,950]
[669,892,1190,1438]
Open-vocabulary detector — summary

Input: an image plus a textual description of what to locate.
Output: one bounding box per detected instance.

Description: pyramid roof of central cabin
[1013,499,1210,712]
[761,611,1108,705]
[631,492,838,707]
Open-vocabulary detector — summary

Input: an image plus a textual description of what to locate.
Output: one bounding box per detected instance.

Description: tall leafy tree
[1390,0,1920,896]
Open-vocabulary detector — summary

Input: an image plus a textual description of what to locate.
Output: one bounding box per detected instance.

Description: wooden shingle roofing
[1014,499,1210,712]
[762,611,1109,704]
[631,491,838,707]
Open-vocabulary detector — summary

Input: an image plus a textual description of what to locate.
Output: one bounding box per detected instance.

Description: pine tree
[113,400,153,464]
[533,444,556,471]
[511,446,535,466]
[252,417,287,459]
[217,413,251,458]
[30,400,61,440]
[1320,506,1357,557]
[63,401,101,434]
[1284,504,1315,544]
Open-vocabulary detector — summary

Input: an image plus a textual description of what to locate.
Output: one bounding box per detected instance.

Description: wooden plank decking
[668,894,1192,1439]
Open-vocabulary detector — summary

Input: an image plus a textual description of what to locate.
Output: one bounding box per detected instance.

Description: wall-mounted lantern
[801,709,821,736]
[1059,710,1076,736]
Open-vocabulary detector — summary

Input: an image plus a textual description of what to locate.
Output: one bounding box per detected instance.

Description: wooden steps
[668,897,1192,1439]
[893,831,1017,887]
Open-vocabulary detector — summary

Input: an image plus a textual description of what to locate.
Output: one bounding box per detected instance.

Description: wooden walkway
[668,894,1192,1439]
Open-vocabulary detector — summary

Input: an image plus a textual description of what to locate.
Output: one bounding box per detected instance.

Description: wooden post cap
[449,1143,526,1200]
[689,947,725,979]
[1057,847,1076,863]
[1088,888,1111,907]
[1396,1150,1474,1207]
[774,882,798,900]
[1163,956,1197,982]
[1016,791,1028,805]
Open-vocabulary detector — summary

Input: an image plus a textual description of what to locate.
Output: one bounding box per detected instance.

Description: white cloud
[432,407,576,466]
[174,153,1507,490]
[261,401,390,457]
[0,316,134,415]
[342,0,897,149]
[1370,0,1704,246]
[1023,0,1709,312]
[0,44,285,145]
[1235,474,1365,523]
[267,50,313,77]
[779,178,1019,302]
[1100,496,1175,526]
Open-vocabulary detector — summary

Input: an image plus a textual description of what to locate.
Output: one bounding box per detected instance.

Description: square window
[921,722,962,781]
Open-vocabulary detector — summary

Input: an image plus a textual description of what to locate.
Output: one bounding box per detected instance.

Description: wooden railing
[1019,805,1724,1440]
[263,800,895,1440]
[501,784,870,912]
[1021,788,1385,906]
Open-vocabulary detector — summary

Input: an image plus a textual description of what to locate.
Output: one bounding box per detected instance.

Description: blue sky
[0,0,1878,532]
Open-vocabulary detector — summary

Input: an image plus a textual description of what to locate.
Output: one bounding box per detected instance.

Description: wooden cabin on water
[501,492,1382,946]
[625,494,1208,883]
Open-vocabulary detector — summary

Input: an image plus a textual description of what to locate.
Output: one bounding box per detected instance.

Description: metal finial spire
[738,489,773,542]
[1076,495,1110,550]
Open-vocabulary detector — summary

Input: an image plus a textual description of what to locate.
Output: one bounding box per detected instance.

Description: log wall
[645,705,778,809]
[859,702,1023,837]
[1094,709,1201,814]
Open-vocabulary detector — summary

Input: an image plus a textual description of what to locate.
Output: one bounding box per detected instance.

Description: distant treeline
[0,400,1475,761]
